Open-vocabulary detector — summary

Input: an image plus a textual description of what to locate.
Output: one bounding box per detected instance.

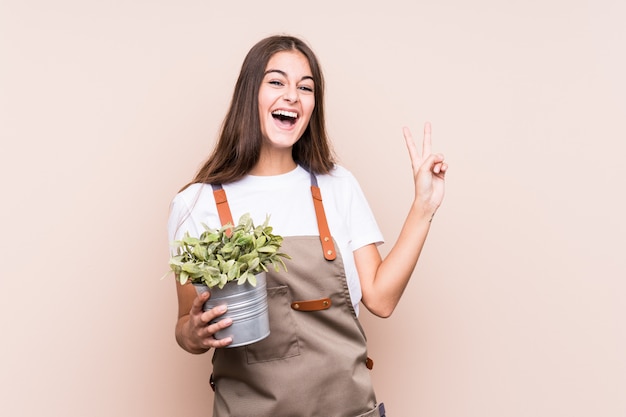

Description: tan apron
[209,174,385,417]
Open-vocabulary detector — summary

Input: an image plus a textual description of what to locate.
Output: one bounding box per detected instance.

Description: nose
[283,86,298,103]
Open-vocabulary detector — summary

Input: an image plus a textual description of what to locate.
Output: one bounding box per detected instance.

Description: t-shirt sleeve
[167,196,187,253]
[342,170,384,251]
[167,190,205,255]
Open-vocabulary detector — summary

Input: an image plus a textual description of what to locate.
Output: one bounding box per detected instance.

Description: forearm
[360,202,434,317]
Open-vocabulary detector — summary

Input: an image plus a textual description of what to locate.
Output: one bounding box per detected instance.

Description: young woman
[168,35,447,417]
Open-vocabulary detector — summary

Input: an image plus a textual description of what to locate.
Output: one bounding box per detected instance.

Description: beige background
[1,0,625,416]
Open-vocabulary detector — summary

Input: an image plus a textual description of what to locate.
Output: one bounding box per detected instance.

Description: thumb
[191,290,210,314]
[420,153,445,172]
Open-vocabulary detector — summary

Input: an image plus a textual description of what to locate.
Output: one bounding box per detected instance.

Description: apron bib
[209,175,382,417]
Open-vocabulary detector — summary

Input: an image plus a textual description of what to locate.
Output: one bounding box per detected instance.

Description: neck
[250,148,297,176]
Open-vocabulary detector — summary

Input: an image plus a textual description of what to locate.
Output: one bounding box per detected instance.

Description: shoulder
[171,183,213,205]
[169,183,216,220]
[317,164,362,192]
[328,164,355,179]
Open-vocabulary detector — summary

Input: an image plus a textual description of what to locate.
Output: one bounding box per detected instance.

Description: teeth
[272,110,298,119]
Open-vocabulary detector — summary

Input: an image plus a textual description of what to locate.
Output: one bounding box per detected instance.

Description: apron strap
[309,172,337,261]
[211,184,234,237]
[210,170,337,260]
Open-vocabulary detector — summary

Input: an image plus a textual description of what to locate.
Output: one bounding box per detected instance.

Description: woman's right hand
[176,289,233,353]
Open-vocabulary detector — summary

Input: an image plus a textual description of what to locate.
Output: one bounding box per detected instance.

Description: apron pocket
[245,285,301,364]
[354,403,386,417]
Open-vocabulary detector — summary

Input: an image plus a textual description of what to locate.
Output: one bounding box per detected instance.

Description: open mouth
[272,110,298,127]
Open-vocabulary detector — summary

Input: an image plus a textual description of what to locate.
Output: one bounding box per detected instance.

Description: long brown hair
[184,35,335,189]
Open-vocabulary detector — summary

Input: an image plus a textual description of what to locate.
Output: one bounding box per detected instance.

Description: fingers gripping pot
[194,272,270,347]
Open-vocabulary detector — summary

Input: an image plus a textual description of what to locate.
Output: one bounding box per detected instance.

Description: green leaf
[181,234,200,246]
[204,266,221,276]
[247,273,257,286]
[255,235,267,248]
[181,263,200,274]
[247,257,260,272]
[179,271,189,285]
[192,244,208,261]
[238,251,258,264]
[230,245,240,260]
[276,257,289,272]
[200,229,220,242]
[262,215,271,228]
[218,273,228,289]
[221,242,235,253]
[257,246,277,253]
[238,213,253,230]
[227,263,239,280]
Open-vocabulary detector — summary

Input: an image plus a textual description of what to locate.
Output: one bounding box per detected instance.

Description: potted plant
[167,213,290,347]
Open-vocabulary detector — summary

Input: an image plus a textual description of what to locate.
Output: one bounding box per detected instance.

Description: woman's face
[258,50,315,151]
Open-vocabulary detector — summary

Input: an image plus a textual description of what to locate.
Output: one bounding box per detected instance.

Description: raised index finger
[422,122,432,158]
[403,126,421,162]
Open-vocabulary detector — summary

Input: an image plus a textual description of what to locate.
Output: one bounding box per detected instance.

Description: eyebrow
[264,69,314,82]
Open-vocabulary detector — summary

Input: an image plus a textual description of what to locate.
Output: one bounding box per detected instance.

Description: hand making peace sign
[403,122,448,221]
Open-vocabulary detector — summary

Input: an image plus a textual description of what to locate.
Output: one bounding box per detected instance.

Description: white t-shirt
[167,165,384,314]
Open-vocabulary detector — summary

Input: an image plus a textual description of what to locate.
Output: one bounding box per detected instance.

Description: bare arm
[357,123,447,317]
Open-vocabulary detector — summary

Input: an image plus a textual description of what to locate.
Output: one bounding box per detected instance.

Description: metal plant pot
[194,272,270,348]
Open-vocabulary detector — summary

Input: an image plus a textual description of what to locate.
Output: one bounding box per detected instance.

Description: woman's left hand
[403,122,448,221]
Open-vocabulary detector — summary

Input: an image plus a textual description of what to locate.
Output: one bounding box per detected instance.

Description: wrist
[411,201,437,223]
